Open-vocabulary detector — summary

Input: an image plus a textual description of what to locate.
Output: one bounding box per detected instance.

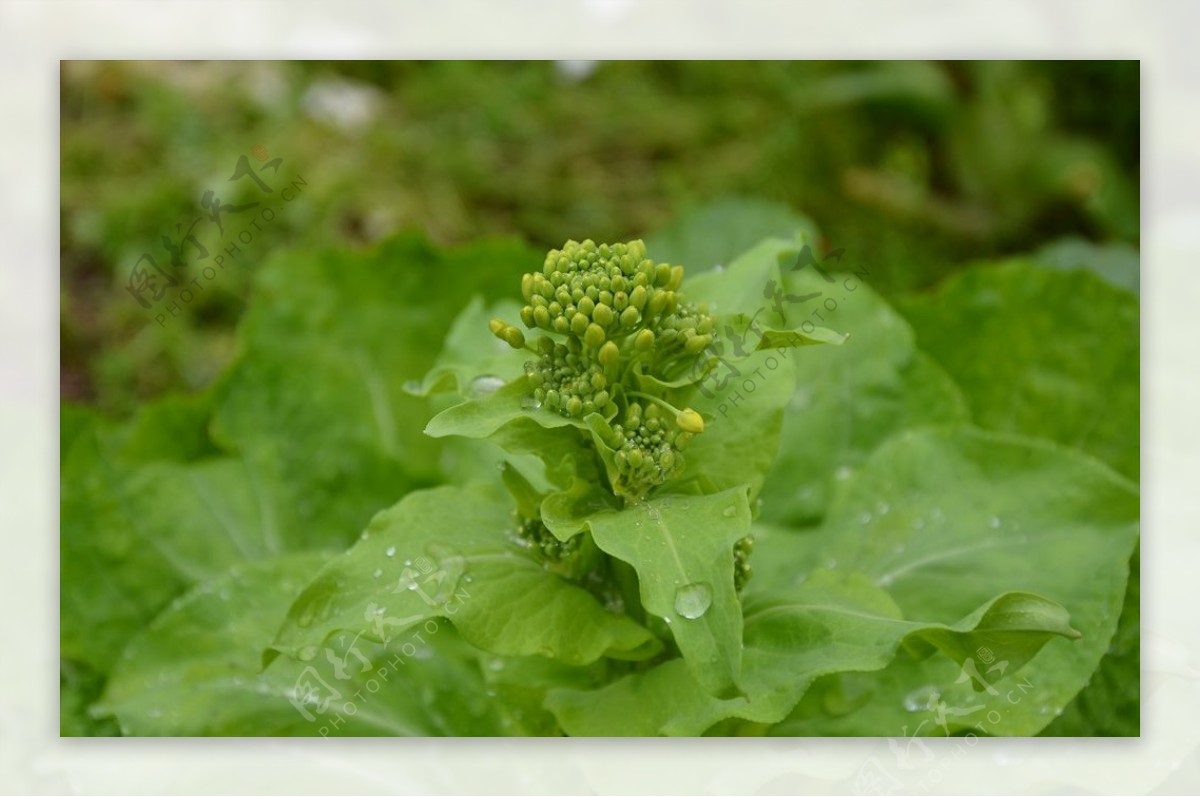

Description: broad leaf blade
[268,486,659,668]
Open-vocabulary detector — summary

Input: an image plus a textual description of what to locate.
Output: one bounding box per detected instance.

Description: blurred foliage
[60,60,1138,416]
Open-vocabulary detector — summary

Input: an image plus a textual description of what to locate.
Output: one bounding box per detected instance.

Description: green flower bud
[669,265,684,291]
[537,336,555,355]
[593,303,614,327]
[545,389,560,408]
[599,340,620,367]
[488,318,506,337]
[591,371,607,391]
[578,296,595,317]
[614,291,629,311]
[655,263,672,286]
[677,408,705,433]
[584,323,606,348]
[660,450,676,470]
[629,284,647,311]
[519,306,535,328]
[628,449,644,468]
[571,313,590,337]
[620,306,640,328]
[504,327,526,349]
[566,396,583,416]
[521,273,535,302]
[675,431,692,450]
[594,389,610,408]
[648,290,668,316]
[684,334,712,353]
[533,305,551,328]
[553,316,570,334]
[634,328,655,351]
[611,275,627,292]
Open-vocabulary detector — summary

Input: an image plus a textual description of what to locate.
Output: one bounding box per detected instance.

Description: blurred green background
[60,60,1139,416]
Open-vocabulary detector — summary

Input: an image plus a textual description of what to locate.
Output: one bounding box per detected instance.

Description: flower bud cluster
[733,536,754,593]
[493,238,717,500]
[610,402,692,495]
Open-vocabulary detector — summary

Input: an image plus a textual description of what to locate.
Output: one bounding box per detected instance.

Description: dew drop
[470,375,506,396]
[520,395,543,411]
[385,546,396,558]
[989,516,1002,529]
[487,658,506,672]
[403,379,422,393]
[297,646,319,662]
[296,603,318,628]
[903,685,938,712]
[360,530,370,541]
[858,511,873,524]
[722,506,738,518]
[673,582,713,620]
[372,568,383,579]
[876,502,890,516]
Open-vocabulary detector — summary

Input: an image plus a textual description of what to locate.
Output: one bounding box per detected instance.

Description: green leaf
[425,376,582,439]
[771,426,1138,736]
[211,234,543,547]
[1033,237,1139,296]
[676,349,798,499]
[759,270,968,525]
[96,553,508,736]
[407,295,529,397]
[644,197,818,274]
[268,486,659,669]
[546,570,1077,736]
[61,411,290,672]
[581,488,753,696]
[896,261,1139,480]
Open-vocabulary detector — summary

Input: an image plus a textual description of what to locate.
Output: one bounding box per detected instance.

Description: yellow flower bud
[677,408,705,434]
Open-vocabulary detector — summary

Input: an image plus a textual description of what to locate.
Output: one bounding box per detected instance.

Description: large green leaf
[759,267,968,525]
[582,487,752,696]
[268,486,659,669]
[546,570,1077,736]
[60,411,288,673]
[210,234,543,548]
[1041,543,1140,735]
[896,261,1139,480]
[771,426,1138,736]
[96,553,507,736]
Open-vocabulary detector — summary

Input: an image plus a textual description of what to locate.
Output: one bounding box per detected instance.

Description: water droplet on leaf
[297,646,319,662]
[470,375,506,396]
[903,685,938,712]
[385,546,396,558]
[673,582,713,620]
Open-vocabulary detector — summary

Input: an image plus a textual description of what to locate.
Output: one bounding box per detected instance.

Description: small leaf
[582,488,753,696]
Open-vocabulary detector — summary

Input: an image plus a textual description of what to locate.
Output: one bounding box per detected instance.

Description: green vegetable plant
[69,206,1139,737]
